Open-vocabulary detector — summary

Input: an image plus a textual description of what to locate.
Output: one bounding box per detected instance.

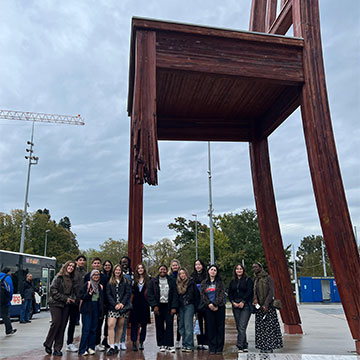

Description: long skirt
[255,307,283,351]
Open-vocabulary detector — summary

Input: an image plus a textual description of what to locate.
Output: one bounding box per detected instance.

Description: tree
[296,235,333,277]
[59,216,71,230]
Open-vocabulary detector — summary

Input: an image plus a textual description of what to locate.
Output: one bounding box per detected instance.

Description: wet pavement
[0,304,359,360]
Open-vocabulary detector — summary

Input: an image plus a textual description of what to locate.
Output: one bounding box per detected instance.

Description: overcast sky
[0,1,359,252]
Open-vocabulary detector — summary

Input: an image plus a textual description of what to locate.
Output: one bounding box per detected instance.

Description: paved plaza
[0,304,359,360]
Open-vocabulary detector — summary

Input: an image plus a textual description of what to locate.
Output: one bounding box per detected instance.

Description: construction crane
[0,109,85,253]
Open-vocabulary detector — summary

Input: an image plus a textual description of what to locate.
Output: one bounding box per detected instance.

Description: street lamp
[192,214,198,259]
[207,142,215,264]
[44,230,50,257]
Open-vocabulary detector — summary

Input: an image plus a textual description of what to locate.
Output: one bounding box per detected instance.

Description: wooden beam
[268,0,293,35]
[249,0,267,32]
[266,0,278,32]
[293,0,360,352]
[249,138,302,332]
[156,32,304,85]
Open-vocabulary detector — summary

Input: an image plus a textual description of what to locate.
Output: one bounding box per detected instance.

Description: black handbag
[119,303,133,314]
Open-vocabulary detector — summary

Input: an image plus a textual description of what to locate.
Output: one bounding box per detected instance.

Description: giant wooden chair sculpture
[127,0,360,352]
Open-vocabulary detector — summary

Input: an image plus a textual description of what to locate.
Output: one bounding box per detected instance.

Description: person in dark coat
[105,264,131,356]
[252,262,283,353]
[176,267,199,352]
[169,259,181,349]
[20,273,34,323]
[0,267,16,336]
[228,263,254,353]
[78,269,105,356]
[200,264,226,355]
[190,259,208,350]
[147,264,178,353]
[129,263,151,351]
[43,260,76,356]
[100,259,113,349]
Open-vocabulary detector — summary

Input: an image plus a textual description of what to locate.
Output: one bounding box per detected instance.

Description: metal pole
[293,244,300,304]
[207,142,215,264]
[192,214,198,259]
[321,239,327,277]
[20,121,36,253]
[44,230,50,257]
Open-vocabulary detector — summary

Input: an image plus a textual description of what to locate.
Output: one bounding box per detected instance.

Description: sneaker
[106,348,117,355]
[53,350,63,356]
[79,351,88,356]
[181,347,187,352]
[120,342,127,351]
[197,345,204,350]
[168,346,176,353]
[202,345,209,350]
[243,348,248,352]
[6,329,17,336]
[25,320,31,323]
[101,338,110,348]
[238,349,244,353]
[159,346,166,352]
[139,342,144,350]
[175,340,181,349]
[132,342,138,351]
[43,342,52,354]
[95,344,105,351]
[66,343,78,352]
[87,348,95,355]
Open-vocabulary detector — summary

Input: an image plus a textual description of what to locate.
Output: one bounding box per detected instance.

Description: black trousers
[130,320,148,343]
[45,305,70,351]
[0,304,13,334]
[67,303,80,345]
[196,311,208,345]
[154,303,174,347]
[96,314,104,345]
[205,305,225,353]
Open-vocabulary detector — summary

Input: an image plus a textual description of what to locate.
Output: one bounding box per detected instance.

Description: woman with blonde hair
[43,260,76,356]
[169,259,181,348]
[105,264,131,355]
[176,268,199,352]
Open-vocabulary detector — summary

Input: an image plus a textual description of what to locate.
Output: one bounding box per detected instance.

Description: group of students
[42,254,283,356]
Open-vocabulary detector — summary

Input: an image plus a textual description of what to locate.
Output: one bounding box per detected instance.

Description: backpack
[0,276,11,305]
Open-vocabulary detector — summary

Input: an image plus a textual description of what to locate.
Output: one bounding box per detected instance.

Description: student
[147,264,178,353]
[101,259,113,349]
[66,254,87,352]
[253,262,283,353]
[106,264,131,356]
[129,263,151,351]
[78,269,105,356]
[190,259,208,350]
[200,264,226,355]
[176,268,199,352]
[84,257,107,351]
[43,261,76,356]
[20,273,34,323]
[0,267,17,336]
[119,256,134,350]
[169,259,181,349]
[228,263,253,353]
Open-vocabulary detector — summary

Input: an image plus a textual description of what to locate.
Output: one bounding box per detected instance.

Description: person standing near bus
[20,273,34,323]
[66,254,87,352]
[0,267,17,336]
[43,260,76,356]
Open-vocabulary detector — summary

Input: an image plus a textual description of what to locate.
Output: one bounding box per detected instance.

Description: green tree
[98,238,128,266]
[296,235,333,277]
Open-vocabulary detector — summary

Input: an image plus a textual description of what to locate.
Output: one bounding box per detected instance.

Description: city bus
[0,249,56,318]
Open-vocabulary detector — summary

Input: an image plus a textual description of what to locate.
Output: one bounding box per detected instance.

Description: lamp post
[19,121,39,253]
[192,214,198,259]
[44,229,50,257]
[207,142,215,264]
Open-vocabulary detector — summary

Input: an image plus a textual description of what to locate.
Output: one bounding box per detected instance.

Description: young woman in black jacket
[147,264,178,353]
[78,269,105,356]
[200,264,226,355]
[129,263,151,351]
[190,259,208,350]
[176,268,199,352]
[105,264,131,355]
[228,264,253,353]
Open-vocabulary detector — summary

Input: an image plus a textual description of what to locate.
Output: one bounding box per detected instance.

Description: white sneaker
[95,344,105,351]
[80,351,88,356]
[120,342,127,351]
[168,346,176,353]
[175,341,181,349]
[66,343,78,352]
[159,346,166,352]
[87,348,95,355]
[202,345,209,350]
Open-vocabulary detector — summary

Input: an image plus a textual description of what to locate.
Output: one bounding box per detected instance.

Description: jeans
[79,302,98,354]
[0,304,12,334]
[20,299,32,322]
[232,303,251,350]
[178,304,195,349]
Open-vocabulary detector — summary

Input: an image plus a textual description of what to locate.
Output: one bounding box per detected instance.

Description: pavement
[0,304,359,360]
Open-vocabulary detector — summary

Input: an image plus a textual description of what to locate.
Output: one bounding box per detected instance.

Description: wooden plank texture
[269,0,293,35]
[293,0,360,350]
